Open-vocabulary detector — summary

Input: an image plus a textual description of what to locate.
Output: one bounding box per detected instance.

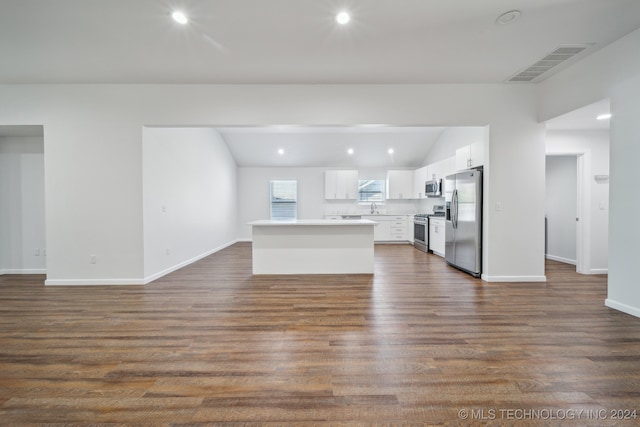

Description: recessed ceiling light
[347,148,354,155]
[496,10,521,25]
[172,11,188,25]
[278,148,285,155]
[597,113,612,120]
[388,148,394,155]
[336,11,351,25]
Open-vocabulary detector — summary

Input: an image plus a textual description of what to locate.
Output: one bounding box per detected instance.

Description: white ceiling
[217,126,447,167]
[2,0,640,84]
[2,2,625,166]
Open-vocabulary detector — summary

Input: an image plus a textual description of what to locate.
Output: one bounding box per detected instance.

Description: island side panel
[251,224,374,274]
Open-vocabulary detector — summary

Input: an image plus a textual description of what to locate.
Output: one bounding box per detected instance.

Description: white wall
[0,83,544,284]
[545,156,577,264]
[0,136,46,274]
[142,127,237,281]
[540,27,640,317]
[546,130,609,273]
[237,167,326,240]
[607,76,640,316]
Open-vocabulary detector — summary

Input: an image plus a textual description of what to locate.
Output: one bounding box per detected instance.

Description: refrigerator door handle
[451,189,455,229]
[452,189,458,229]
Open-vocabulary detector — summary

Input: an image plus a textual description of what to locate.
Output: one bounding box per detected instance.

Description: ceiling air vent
[507,45,590,83]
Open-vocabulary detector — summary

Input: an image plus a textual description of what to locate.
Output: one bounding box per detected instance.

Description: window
[270,180,297,220]
[358,179,385,203]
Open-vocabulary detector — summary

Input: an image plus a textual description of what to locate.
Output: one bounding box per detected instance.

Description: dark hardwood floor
[0,243,638,425]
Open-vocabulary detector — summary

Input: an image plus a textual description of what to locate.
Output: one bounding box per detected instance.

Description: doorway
[545,155,578,266]
[0,125,46,276]
[544,99,610,275]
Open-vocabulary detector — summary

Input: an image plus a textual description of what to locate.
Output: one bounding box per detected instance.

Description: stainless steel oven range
[413,214,429,252]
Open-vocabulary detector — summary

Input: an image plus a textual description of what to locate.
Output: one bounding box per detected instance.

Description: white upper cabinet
[442,156,456,180]
[456,141,484,171]
[387,170,414,200]
[455,146,470,171]
[414,156,456,198]
[412,166,428,199]
[430,161,443,182]
[325,170,358,199]
[325,170,338,199]
[441,156,457,194]
[469,141,484,168]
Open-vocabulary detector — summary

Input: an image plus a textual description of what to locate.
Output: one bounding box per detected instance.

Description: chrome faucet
[370,202,378,214]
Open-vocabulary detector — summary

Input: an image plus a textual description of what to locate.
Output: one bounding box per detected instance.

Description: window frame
[357,179,386,205]
[269,179,298,221]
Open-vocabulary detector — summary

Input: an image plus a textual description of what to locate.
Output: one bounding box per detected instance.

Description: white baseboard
[236,238,252,242]
[545,255,607,274]
[545,254,577,265]
[45,240,239,286]
[1,269,47,275]
[143,239,238,284]
[45,278,146,286]
[481,274,547,283]
[605,299,640,319]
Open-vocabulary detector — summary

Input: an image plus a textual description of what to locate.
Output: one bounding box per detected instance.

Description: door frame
[545,152,589,274]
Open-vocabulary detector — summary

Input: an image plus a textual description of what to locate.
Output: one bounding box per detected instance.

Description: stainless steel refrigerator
[445,169,482,277]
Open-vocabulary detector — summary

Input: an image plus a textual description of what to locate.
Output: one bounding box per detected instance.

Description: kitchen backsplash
[323,199,436,215]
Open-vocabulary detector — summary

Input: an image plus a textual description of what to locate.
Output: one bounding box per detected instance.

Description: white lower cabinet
[390,217,407,241]
[373,220,390,241]
[429,218,445,256]
[363,215,411,242]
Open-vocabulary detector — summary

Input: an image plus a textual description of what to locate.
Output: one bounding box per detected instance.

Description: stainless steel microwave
[425,179,442,197]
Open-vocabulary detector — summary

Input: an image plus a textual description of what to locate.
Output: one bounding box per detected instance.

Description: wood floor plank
[0,243,639,425]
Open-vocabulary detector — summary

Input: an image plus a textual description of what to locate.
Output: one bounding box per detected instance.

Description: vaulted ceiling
[217,126,448,167]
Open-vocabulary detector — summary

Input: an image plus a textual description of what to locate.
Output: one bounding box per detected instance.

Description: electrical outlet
[495,202,503,212]
[166,248,171,255]
[43,248,46,256]
[35,248,40,256]
[90,255,97,264]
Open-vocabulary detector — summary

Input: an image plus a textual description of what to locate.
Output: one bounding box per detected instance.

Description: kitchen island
[250,219,376,274]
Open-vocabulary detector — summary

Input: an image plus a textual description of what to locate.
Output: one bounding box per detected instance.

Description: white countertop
[250,219,377,226]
